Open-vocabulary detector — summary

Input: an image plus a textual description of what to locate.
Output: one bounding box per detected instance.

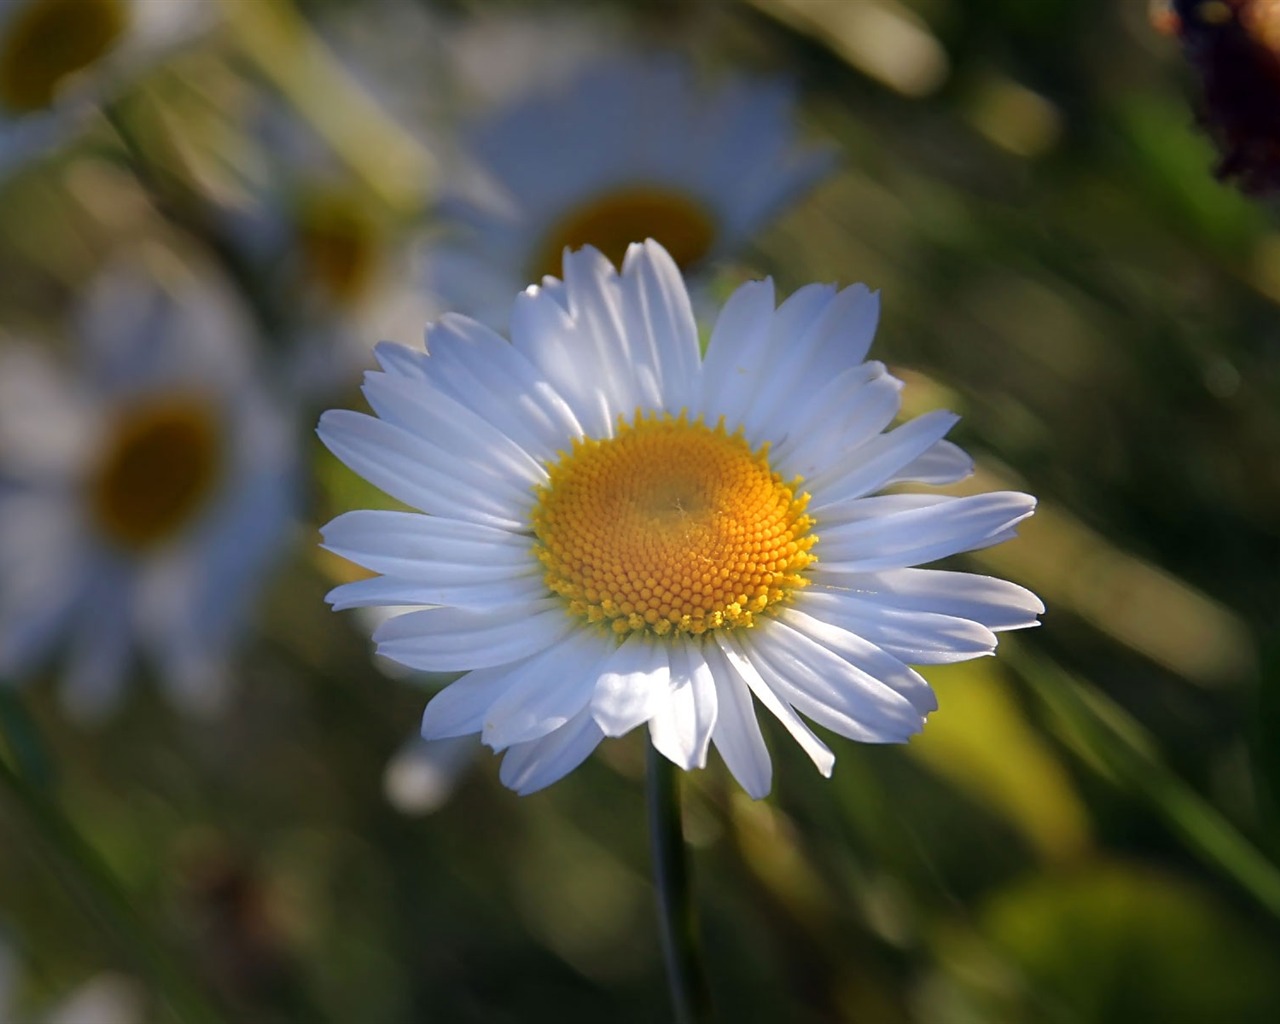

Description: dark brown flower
[1167,0,1280,194]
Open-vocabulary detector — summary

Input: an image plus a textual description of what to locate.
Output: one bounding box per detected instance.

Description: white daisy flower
[0,0,216,180]
[0,935,144,1024]
[0,251,297,719]
[319,241,1042,798]
[425,55,837,328]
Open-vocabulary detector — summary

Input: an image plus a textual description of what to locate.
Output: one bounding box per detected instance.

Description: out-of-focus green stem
[100,101,287,346]
[218,0,433,216]
[646,743,714,1024]
[0,754,226,1024]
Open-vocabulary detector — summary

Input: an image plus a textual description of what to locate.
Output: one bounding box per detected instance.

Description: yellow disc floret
[86,394,224,551]
[0,0,127,115]
[530,186,717,281]
[532,411,817,639]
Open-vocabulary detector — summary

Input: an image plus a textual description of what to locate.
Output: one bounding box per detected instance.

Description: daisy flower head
[320,241,1042,798]
[0,250,297,719]
[425,54,837,328]
[0,0,215,180]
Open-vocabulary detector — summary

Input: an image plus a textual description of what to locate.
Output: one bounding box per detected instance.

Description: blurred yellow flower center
[87,396,224,550]
[0,0,127,114]
[531,187,717,280]
[532,412,817,638]
[296,191,381,306]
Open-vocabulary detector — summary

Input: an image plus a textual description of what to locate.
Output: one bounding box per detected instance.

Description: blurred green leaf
[1016,653,1280,920]
[933,862,1280,1024]
[0,689,54,791]
[910,660,1091,863]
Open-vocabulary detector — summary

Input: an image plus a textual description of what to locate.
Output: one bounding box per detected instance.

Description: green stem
[100,100,288,347]
[0,754,226,1024]
[646,743,714,1024]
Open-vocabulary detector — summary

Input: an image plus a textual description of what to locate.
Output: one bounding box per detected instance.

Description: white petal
[422,668,517,739]
[815,493,954,524]
[743,283,879,443]
[648,638,718,770]
[419,314,585,460]
[361,370,545,487]
[321,510,536,583]
[816,492,1037,573]
[714,632,834,777]
[329,573,546,612]
[703,639,772,798]
[771,362,901,476]
[809,410,960,509]
[499,706,606,795]
[374,340,429,379]
[511,248,636,436]
[798,588,998,666]
[699,279,777,426]
[481,630,613,750]
[590,633,671,737]
[840,568,1044,631]
[618,240,702,414]
[884,439,974,486]
[317,410,527,529]
[747,619,926,742]
[373,600,573,671]
[777,606,939,714]
[326,575,451,610]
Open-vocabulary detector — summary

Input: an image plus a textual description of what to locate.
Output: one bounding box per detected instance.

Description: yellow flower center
[532,412,817,638]
[530,186,717,281]
[295,189,381,306]
[0,0,127,115]
[86,395,224,550]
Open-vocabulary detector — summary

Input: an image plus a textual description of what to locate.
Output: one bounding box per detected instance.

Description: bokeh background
[3,0,1280,1021]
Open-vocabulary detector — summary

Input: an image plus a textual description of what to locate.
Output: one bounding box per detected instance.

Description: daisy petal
[703,639,772,798]
[777,607,939,714]
[361,370,545,488]
[715,632,835,777]
[744,283,880,442]
[748,618,926,742]
[374,341,429,379]
[619,240,702,414]
[420,315,586,460]
[373,600,573,672]
[499,707,606,795]
[649,638,718,770]
[816,491,1037,573]
[590,634,671,738]
[773,363,901,476]
[699,279,777,425]
[317,410,526,529]
[481,630,612,750]
[846,568,1045,631]
[810,410,961,509]
[885,439,974,486]
[321,510,536,585]
[511,268,626,439]
[326,575,448,611]
[421,668,513,739]
[799,589,998,665]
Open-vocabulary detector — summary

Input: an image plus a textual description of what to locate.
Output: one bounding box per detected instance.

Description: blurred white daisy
[0,0,215,180]
[425,55,836,328]
[319,241,1041,797]
[0,934,144,1024]
[0,250,297,719]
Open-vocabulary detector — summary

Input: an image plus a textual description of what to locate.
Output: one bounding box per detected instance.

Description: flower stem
[646,743,714,1024]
